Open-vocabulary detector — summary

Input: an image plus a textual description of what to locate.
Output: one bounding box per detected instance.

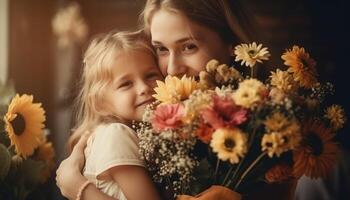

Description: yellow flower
[234,42,270,68]
[269,88,286,104]
[324,105,346,130]
[3,94,45,158]
[262,119,301,158]
[261,132,287,157]
[183,90,213,123]
[281,121,302,150]
[199,59,242,89]
[270,69,298,93]
[293,121,339,179]
[232,78,266,108]
[153,75,200,104]
[282,46,318,89]
[210,128,247,164]
[264,112,290,132]
[35,141,55,183]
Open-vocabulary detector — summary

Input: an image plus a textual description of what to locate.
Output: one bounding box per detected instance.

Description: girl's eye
[118,81,132,89]
[182,43,197,54]
[154,46,169,56]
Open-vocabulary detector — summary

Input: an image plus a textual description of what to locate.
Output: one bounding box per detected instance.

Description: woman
[56,0,282,199]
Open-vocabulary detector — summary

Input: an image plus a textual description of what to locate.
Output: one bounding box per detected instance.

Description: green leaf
[0,144,11,180]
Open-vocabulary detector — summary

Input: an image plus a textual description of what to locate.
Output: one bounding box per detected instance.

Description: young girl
[66,30,162,200]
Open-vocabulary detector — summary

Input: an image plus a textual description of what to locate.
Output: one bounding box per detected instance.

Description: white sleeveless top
[83,123,145,199]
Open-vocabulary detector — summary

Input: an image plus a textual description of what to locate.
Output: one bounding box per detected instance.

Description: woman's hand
[56,135,89,199]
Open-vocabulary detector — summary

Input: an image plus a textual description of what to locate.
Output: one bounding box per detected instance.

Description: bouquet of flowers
[136,43,346,199]
[0,82,55,200]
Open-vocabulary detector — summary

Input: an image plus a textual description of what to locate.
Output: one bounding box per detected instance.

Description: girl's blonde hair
[68,30,155,151]
[141,0,256,44]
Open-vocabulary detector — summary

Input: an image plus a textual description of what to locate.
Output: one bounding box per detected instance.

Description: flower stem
[233,152,266,190]
[224,124,259,187]
[214,158,220,183]
[222,165,234,186]
[224,160,243,187]
[251,66,254,78]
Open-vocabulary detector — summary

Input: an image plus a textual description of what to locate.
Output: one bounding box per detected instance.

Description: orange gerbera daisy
[293,121,339,179]
[281,46,318,89]
[265,162,293,183]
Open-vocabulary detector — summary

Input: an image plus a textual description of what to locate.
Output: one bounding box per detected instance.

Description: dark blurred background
[1,0,348,199]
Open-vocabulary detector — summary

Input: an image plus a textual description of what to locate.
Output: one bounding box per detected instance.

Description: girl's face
[103,50,162,123]
[150,9,232,77]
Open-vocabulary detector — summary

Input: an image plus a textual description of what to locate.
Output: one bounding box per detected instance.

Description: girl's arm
[56,135,116,200]
[108,165,161,200]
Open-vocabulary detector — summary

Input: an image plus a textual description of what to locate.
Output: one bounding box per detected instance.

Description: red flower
[152,103,185,132]
[196,123,214,143]
[201,95,248,129]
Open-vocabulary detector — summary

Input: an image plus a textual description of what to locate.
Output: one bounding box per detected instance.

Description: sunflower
[293,121,339,179]
[265,162,293,183]
[3,94,45,158]
[153,75,200,104]
[234,42,270,68]
[324,104,346,130]
[210,128,247,164]
[270,69,298,93]
[281,46,318,89]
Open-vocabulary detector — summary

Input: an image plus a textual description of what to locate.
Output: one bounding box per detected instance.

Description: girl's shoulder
[90,123,138,147]
[94,122,136,137]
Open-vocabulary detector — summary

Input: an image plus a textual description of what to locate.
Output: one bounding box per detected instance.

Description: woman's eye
[182,43,197,53]
[146,72,161,80]
[154,46,169,56]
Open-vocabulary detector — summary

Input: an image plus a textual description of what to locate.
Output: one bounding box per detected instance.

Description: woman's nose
[167,53,187,77]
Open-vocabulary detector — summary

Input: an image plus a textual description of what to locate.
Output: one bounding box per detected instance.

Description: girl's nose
[138,80,152,96]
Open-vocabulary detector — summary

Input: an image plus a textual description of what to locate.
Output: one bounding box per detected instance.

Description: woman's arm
[109,165,161,200]
[56,135,116,200]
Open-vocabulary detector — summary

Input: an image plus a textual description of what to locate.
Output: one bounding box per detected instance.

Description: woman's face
[150,10,232,77]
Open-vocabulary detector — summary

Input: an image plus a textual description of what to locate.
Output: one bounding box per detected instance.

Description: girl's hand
[109,165,161,200]
[56,135,89,199]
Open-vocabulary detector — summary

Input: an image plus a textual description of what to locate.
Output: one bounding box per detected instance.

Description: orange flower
[265,163,293,183]
[195,123,214,143]
[281,46,318,89]
[293,121,339,179]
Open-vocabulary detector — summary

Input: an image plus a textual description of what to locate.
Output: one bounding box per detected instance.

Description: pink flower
[152,103,185,132]
[201,95,248,129]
